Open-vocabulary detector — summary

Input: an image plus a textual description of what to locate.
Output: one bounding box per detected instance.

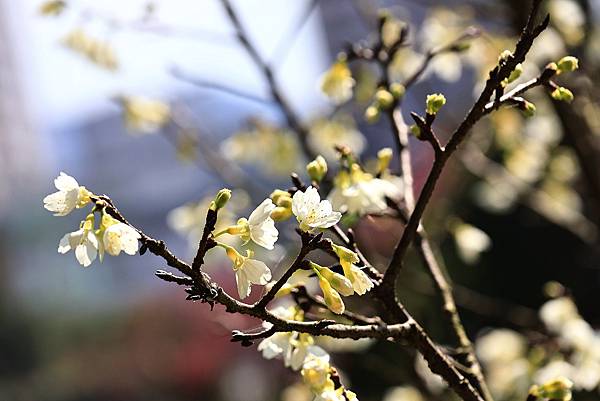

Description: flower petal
[248,198,276,226]
[243,259,272,285]
[54,172,79,191]
[235,269,251,299]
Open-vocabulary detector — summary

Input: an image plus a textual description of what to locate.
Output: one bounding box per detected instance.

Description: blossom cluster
[473,293,599,401]
[45,171,379,399]
[44,172,141,266]
[259,306,358,401]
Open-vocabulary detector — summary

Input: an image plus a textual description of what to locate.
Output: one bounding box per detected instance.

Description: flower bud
[306,155,328,182]
[211,188,231,211]
[82,213,96,231]
[409,124,421,138]
[331,244,360,264]
[377,147,393,173]
[551,87,574,103]
[530,377,573,401]
[546,62,558,72]
[426,93,446,115]
[270,206,293,221]
[365,105,380,123]
[210,188,231,211]
[506,63,523,84]
[375,88,394,109]
[270,189,291,205]
[312,263,354,296]
[520,100,536,117]
[276,196,293,209]
[318,275,345,314]
[389,83,405,99]
[557,56,579,74]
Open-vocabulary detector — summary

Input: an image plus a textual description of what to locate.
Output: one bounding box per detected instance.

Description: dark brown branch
[382,0,548,288]
[231,326,278,346]
[93,191,486,400]
[410,112,443,156]
[293,285,382,325]
[403,27,481,90]
[254,233,314,310]
[192,208,218,271]
[413,232,492,401]
[155,270,194,286]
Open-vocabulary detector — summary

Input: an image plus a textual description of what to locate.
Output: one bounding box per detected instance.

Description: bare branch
[219,0,317,160]
[171,67,273,105]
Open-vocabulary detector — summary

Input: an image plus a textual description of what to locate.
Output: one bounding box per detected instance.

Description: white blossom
[314,390,347,401]
[58,228,99,267]
[43,172,91,216]
[238,199,279,250]
[226,248,272,299]
[258,306,298,361]
[332,244,374,295]
[292,187,341,233]
[102,220,141,256]
[258,308,330,371]
[540,297,580,333]
[258,332,295,360]
[308,118,365,161]
[452,222,491,264]
[476,329,527,365]
[301,349,332,392]
[328,166,402,216]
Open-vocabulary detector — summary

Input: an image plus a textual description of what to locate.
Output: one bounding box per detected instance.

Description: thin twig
[220,0,317,160]
[269,0,320,65]
[254,234,313,310]
[293,285,382,325]
[171,67,273,105]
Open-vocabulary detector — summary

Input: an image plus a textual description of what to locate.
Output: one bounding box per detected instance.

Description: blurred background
[1,0,599,400]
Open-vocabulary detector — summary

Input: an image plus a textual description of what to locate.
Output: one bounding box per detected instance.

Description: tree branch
[220,0,317,160]
[382,0,549,288]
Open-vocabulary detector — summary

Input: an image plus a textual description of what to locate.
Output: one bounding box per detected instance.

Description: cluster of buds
[529,377,573,401]
[425,93,446,116]
[270,189,294,221]
[258,306,358,400]
[364,83,405,123]
[525,56,579,116]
